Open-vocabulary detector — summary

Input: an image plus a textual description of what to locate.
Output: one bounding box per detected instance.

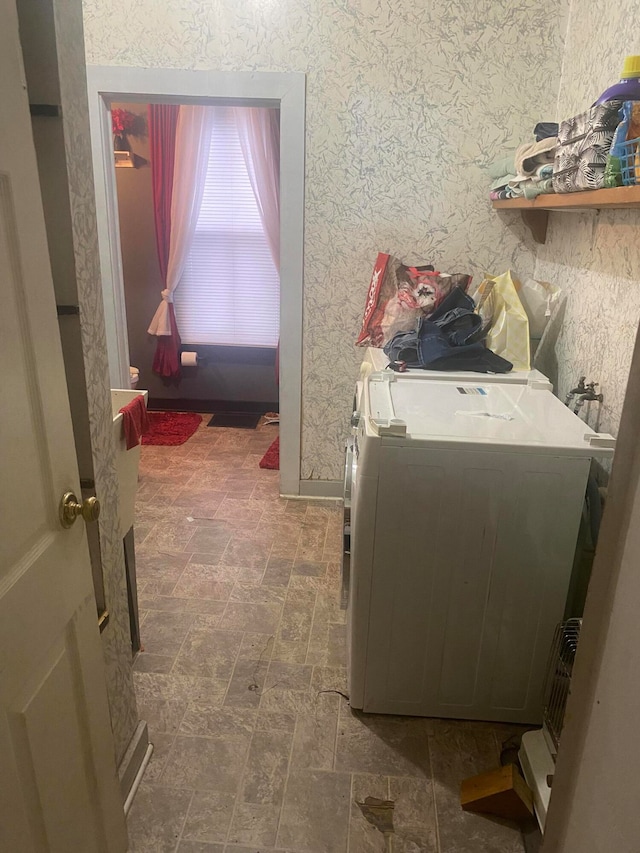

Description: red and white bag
[356,253,472,348]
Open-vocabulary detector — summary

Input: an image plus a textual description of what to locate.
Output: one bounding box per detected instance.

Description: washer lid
[366,374,615,456]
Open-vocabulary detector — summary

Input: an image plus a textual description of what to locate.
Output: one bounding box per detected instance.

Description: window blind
[175,107,280,348]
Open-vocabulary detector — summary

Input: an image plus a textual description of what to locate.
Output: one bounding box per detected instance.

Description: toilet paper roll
[181,352,198,367]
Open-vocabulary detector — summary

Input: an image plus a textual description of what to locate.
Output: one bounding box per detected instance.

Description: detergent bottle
[597,56,640,186]
[595,55,640,104]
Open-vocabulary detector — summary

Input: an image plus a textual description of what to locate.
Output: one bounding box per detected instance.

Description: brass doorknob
[59,491,101,528]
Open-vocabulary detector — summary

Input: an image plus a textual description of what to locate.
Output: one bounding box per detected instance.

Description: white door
[0,2,128,851]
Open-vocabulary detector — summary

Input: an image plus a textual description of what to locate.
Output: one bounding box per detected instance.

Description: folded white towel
[514,137,557,176]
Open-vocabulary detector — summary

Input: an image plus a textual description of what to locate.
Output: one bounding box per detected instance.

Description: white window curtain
[175,107,280,348]
[147,106,214,336]
[233,107,281,273]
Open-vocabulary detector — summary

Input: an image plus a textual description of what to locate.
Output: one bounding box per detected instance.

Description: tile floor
[129,417,527,853]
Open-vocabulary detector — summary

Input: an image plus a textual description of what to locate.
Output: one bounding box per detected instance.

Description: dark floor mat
[207,412,261,429]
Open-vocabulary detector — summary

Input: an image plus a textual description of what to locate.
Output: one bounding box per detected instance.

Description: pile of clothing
[383,285,513,375]
[489,122,558,200]
[356,253,563,376]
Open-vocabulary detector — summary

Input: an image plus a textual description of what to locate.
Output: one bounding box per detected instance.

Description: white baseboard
[294,480,343,499]
[124,743,153,815]
[118,720,150,806]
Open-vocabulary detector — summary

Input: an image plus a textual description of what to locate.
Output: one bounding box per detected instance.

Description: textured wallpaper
[82,0,568,480]
[535,0,640,445]
[54,0,138,765]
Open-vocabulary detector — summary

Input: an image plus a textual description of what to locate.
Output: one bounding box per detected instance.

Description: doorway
[86,66,305,496]
[111,100,281,423]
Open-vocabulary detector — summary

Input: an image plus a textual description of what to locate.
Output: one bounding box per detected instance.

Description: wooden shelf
[492,185,640,243]
[492,185,640,211]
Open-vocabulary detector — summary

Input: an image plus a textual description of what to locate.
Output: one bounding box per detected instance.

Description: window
[175,107,280,347]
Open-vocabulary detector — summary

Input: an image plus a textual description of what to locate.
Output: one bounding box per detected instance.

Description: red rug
[259,436,279,469]
[142,411,202,446]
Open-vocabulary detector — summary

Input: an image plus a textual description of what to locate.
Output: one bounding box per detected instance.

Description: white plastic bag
[518,278,562,340]
[471,270,530,370]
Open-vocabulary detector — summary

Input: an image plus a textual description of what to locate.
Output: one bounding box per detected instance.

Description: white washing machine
[341,348,552,608]
[346,370,614,723]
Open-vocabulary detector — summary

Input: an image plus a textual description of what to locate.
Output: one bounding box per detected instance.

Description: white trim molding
[117,719,149,806]
[86,66,306,496]
[296,480,343,499]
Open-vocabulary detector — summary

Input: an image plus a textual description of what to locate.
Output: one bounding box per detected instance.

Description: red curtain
[148,104,182,379]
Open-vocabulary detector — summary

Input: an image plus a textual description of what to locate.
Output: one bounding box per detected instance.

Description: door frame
[86,65,305,496]
[541,326,640,849]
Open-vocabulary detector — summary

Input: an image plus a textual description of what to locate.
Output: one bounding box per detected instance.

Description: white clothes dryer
[346,370,614,724]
